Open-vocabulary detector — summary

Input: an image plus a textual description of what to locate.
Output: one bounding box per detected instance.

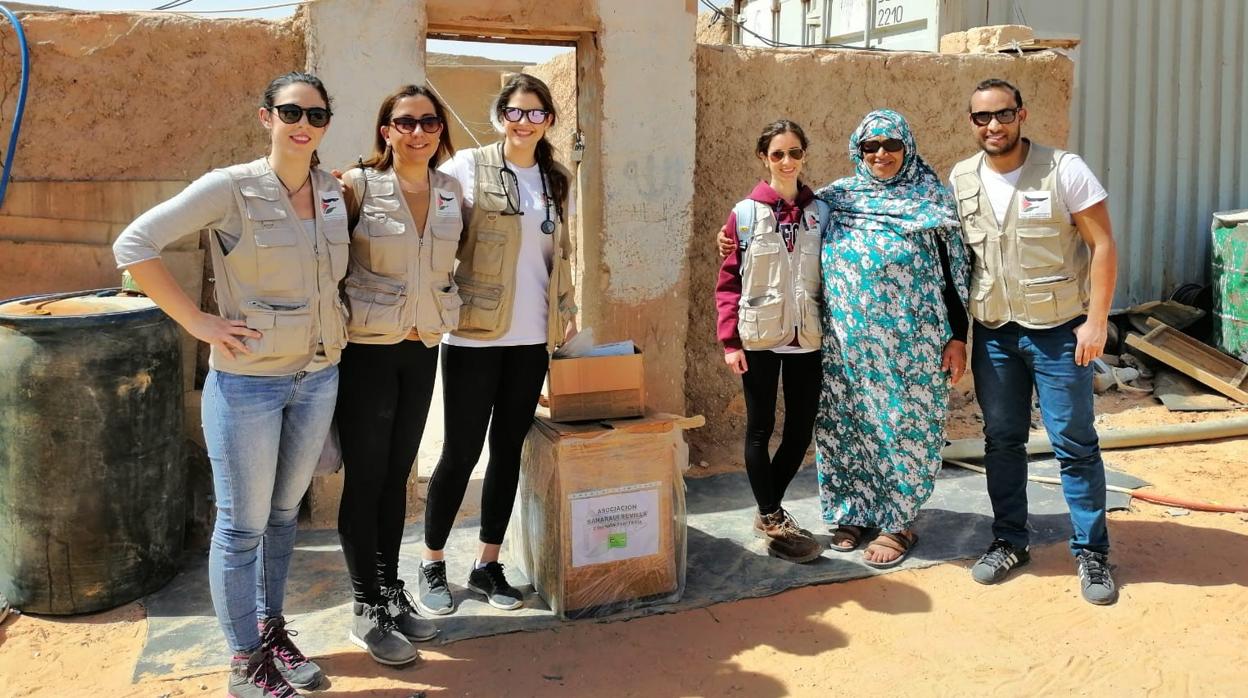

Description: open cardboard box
[543,347,645,422]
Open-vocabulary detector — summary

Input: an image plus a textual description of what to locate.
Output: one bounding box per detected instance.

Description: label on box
[569,482,661,568]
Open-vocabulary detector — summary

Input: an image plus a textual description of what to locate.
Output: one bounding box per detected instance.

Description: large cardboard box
[544,348,644,422]
[510,412,697,619]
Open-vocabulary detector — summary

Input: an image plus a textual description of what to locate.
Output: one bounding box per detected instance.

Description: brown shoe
[759,509,823,563]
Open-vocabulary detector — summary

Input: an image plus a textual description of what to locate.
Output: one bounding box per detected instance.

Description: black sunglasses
[859,138,904,154]
[501,107,551,125]
[391,115,443,135]
[970,108,1020,126]
[767,147,805,162]
[270,103,331,128]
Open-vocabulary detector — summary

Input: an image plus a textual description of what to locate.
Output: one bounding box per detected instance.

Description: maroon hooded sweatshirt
[716,180,816,353]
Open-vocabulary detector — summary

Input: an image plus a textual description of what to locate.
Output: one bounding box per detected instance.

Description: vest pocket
[252,226,302,294]
[430,221,460,273]
[1017,226,1065,269]
[744,241,783,291]
[324,222,350,281]
[1021,276,1083,323]
[364,214,407,276]
[344,273,408,336]
[471,230,507,276]
[433,287,464,333]
[457,280,504,332]
[739,295,786,348]
[240,299,313,357]
[798,296,822,347]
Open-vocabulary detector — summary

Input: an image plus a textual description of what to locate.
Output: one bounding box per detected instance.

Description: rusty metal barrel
[0,289,184,614]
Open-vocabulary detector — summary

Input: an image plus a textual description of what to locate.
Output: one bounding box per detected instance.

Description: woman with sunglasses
[332,84,460,666]
[714,119,826,564]
[813,109,970,568]
[416,73,577,614]
[113,72,344,698]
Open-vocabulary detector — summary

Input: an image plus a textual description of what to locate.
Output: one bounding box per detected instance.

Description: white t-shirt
[438,148,568,348]
[975,150,1108,227]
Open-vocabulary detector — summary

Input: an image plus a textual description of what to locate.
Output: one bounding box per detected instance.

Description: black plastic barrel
[0,289,185,614]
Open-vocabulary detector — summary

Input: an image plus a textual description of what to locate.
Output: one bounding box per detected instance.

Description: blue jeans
[972,318,1109,556]
[202,366,338,652]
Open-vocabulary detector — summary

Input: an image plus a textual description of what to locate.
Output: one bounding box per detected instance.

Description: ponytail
[536,139,568,220]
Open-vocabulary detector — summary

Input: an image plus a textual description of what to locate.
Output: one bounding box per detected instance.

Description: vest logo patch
[1018,191,1053,220]
[320,191,346,221]
[434,189,458,218]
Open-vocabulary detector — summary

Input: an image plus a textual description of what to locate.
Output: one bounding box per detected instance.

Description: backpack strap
[732,199,757,248]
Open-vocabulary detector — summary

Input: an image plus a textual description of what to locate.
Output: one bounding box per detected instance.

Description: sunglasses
[391,115,443,135]
[270,103,331,128]
[970,108,1020,126]
[859,138,904,154]
[767,147,805,162]
[501,107,551,125]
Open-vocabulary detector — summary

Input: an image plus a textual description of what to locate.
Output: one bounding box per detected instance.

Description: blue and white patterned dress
[814,110,971,533]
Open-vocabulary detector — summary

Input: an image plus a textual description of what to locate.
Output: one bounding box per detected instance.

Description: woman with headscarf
[815,109,970,568]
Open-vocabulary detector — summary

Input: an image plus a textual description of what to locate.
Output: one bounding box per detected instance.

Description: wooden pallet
[1126,318,1248,404]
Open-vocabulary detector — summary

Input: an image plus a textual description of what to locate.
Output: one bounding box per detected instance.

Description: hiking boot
[466,561,524,610]
[417,560,454,616]
[754,509,814,539]
[1076,550,1119,605]
[970,538,1031,585]
[348,602,419,666]
[227,648,302,698]
[759,509,822,563]
[381,580,439,642]
[258,616,323,690]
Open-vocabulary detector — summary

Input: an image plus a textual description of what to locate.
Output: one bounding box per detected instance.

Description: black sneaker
[227,648,301,698]
[466,561,524,610]
[348,602,419,666]
[381,580,439,642]
[970,539,1031,585]
[1076,550,1119,605]
[417,561,454,616]
[258,616,324,690]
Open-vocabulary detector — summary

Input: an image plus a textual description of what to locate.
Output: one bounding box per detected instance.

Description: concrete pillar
[303,0,427,170]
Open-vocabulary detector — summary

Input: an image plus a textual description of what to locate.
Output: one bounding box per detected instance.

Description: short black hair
[970,78,1023,111]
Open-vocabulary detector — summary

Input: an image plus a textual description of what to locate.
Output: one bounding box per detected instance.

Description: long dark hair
[360,84,455,172]
[492,73,568,219]
[261,71,332,168]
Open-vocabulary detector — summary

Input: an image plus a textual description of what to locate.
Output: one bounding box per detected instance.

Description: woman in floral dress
[815,109,971,568]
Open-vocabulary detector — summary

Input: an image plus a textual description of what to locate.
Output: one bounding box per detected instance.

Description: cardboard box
[545,348,644,422]
[510,412,692,619]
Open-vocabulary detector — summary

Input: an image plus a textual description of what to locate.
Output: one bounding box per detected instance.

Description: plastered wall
[686,45,1074,464]
[0,11,303,181]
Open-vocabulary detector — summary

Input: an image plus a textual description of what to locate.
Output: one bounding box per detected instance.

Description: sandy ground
[2,387,1246,697]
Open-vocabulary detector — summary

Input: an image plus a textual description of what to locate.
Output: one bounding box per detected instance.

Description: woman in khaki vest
[333,85,461,666]
[416,74,577,615]
[112,72,345,698]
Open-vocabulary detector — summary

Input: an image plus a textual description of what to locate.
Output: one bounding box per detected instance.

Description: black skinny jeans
[336,340,438,604]
[423,343,549,551]
[741,349,821,516]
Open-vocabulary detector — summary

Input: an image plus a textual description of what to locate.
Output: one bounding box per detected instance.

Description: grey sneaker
[417,560,454,616]
[227,648,301,698]
[348,602,419,666]
[971,538,1031,585]
[1076,550,1119,605]
[466,561,524,610]
[381,580,439,642]
[258,616,323,690]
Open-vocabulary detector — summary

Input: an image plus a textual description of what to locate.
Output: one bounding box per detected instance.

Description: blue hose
[0,4,29,209]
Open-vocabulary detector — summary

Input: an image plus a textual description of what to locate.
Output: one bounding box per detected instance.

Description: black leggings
[741,349,821,515]
[423,343,549,551]
[336,340,438,604]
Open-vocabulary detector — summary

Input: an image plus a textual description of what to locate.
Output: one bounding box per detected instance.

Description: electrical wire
[155,0,308,13]
[425,77,484,148]
[0,3,30,209]
[698,0,897,52]
[152,0,193,10]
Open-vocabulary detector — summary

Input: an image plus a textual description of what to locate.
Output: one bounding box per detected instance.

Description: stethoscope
[497,141,557,235]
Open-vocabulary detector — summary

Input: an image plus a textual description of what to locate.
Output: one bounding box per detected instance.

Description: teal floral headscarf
[816,109,970,305]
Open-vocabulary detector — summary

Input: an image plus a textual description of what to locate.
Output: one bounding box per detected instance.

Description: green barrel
[0,290,185,614]
[1211,210,1248,362]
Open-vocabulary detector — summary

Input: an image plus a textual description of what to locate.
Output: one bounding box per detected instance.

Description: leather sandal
[829,525,866,552]
[863,530,918,569]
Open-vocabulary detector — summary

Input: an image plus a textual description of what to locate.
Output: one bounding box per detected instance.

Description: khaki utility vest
[452,143,576,353]
[342,167,464,347]
[951,142,1090,329]
[734,199,825,351]
[208,159,350,376]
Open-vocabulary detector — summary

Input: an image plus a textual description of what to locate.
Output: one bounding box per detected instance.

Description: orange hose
[1129,490,1248,513]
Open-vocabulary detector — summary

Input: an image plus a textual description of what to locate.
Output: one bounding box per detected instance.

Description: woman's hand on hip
[187,311,261,361]
[941,339,967,384]
[724,349,748,375]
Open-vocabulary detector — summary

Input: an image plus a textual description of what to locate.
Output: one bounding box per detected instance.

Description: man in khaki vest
[950,79,1120,605]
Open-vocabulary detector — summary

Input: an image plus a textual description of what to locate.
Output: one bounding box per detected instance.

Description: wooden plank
[1125,321,1248,403]
[0,181,188,224]
[0,214,200,250]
